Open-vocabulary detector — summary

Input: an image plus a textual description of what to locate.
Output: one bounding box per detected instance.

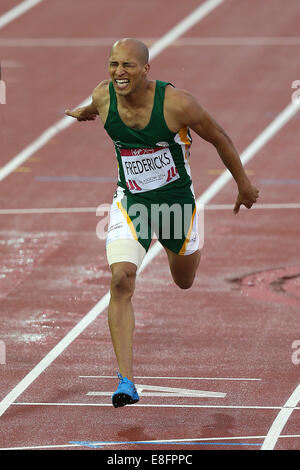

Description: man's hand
[233,184,259,213]
[65,105,97,121]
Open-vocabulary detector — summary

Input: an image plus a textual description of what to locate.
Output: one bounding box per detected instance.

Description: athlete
[65,38,259,408]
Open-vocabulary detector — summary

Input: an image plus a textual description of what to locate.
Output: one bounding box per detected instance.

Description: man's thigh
[106,187,151,269]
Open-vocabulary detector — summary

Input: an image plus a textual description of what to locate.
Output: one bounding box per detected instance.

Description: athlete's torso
[99,80,193,196]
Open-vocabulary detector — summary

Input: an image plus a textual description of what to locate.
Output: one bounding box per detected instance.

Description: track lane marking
[87,382,227,398]
[0,0,226,418]
[0,203,299,215]
[148,0,225,59]
[79,375,262,380]
[1,435,300,451]
[261,383,300,450]
[196,100,300,208]
[3,402,300,410]
[2,36,300,47]
[0,0,45,29]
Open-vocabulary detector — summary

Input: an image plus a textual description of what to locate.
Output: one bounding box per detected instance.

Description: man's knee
[110,263,136,300]
[174,276,195,290]
[167,248,200,290]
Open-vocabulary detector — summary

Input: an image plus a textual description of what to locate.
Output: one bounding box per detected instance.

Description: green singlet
[104,80,198,255]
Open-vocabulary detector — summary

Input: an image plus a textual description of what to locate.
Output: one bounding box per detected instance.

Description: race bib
[120,147,180,193]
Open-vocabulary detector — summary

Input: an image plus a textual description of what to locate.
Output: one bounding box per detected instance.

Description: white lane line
[0,115,77,182]
[0,38,120,46]
[0,203,299,215]
[3,402,300,410]
[0,207,98,214]
[2,36,300,47]
[0,443,82,450]
[87,392,226,398]
[149,0,225,59]
[0,0,225,183]
[0,292,109,418]
[0,0,45,29]
[0,0,225,418]
[205,203,300,210]
[87,383,227,398]
[1,434,300,451]
[79,375,262,380]
[261,383,300,450]
[0,60,21,68]
[197,100,300,208]
[176,37,300,46]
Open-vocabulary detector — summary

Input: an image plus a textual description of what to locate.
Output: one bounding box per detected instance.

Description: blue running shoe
[112,373,139,408]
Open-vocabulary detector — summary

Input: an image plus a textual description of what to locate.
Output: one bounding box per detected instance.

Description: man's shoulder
[164,84,198,113]
[92,80,110,105]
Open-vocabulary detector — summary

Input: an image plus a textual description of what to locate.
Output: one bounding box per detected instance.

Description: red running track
[0,0,300,452]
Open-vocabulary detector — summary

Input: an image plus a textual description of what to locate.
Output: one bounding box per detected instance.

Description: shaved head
[110,38,149,65]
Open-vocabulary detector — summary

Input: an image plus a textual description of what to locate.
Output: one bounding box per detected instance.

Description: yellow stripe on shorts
[116,201,138,241]
[179,205,196,255]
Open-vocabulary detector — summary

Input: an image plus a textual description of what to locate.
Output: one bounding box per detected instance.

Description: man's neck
[116,79,153,108]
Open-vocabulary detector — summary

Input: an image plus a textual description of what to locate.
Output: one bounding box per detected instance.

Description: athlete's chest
[117,102,154,130]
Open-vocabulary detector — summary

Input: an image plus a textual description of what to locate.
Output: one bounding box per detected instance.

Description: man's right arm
[65,102,98,121]
[65,80,109,121]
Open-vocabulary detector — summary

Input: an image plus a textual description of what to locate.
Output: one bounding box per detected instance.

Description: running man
[65,38,259,407]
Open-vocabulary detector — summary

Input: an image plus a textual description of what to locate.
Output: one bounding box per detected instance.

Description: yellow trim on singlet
[178,126,191,160]
[116,201,138,240]
[179,205,196,255]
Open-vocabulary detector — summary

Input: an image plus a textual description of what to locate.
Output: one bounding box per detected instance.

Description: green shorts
[106,184,200,255]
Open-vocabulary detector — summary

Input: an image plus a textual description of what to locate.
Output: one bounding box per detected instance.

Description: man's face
[109,43,149,96]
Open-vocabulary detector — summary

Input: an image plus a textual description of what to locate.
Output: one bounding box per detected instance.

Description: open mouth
[115,79,130,90]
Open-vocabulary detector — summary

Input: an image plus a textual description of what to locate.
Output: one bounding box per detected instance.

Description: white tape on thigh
[106,239,146,269]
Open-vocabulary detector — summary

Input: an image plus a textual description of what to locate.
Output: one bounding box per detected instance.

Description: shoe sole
[112,392,139,408]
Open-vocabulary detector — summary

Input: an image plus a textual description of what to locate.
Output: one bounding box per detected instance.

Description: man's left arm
[178,91,259,213]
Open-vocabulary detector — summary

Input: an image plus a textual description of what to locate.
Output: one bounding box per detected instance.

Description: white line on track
[0,0,45,29]
[87,392,227,398]
[0,207,98,214]
[148,0,225,59]
[0,203,299,215]
[196,101,300,208]
[5,435,300,451]
[2,402,300,410]
[2,37,300,47]
[261,383,300,450]
[176,37,300,46]
[79,375,262,380]
[0,0,226,418]
[1,434,300,451]
[0,60,21,68]
[204,203,300,210]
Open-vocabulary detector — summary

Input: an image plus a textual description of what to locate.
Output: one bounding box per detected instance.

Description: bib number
[120,147,179,193]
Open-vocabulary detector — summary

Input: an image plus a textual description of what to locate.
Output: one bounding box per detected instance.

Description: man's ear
[144,63,150,75]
